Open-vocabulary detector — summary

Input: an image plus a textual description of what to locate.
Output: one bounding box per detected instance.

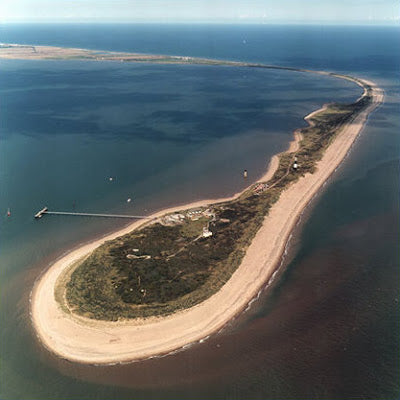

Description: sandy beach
[30,73,383,365]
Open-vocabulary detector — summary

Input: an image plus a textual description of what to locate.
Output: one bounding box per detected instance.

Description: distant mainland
[1,43,383,364]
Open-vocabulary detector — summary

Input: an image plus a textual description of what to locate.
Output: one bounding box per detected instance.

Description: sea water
[0,24,399,399]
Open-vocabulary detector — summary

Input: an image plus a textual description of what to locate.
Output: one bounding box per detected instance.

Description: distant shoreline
[22,45,383,364]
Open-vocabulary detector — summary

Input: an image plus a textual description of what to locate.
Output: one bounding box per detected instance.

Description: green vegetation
[59,89,372,321]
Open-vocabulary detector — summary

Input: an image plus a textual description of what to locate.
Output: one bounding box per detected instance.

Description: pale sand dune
[31,76,383,365]
[0,44,154,60]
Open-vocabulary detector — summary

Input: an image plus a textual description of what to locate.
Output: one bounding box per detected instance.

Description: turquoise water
[0,24,399,399]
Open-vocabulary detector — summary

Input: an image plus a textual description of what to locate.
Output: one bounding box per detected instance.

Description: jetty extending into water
[34,207,150,220]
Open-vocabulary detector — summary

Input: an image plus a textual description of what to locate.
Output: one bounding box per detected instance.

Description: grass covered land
[59,86,372,321]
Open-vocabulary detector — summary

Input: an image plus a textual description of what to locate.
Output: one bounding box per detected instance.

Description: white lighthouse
[293,156,298,170]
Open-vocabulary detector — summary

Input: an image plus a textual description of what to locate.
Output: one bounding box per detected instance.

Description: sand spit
[30,65,383,364]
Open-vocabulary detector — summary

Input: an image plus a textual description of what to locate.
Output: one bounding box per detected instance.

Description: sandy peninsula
[26,50,383,364]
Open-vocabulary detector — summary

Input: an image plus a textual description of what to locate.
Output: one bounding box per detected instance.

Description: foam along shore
[30,59,383,363]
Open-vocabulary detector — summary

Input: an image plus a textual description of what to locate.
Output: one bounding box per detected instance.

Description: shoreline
[28,53,383,363]
[30,126,303,364]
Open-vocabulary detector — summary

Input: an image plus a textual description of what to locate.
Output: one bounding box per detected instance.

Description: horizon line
[1,20,399,27]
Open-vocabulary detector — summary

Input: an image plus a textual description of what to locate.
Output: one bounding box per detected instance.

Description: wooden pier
[34,207,150,220]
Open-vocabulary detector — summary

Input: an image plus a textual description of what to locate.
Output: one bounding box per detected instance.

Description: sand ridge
[30,73,383,364]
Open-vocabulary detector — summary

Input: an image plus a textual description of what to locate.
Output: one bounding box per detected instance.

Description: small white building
[202,227,213,238]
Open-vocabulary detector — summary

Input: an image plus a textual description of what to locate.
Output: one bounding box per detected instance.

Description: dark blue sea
[0,24,399,400]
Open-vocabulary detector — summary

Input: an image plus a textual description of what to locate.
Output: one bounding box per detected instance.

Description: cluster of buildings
[176,56,191,62]
[163,213,186,224]
[157,208,216,238]
[160,208,215,225]
[186,209,203,220]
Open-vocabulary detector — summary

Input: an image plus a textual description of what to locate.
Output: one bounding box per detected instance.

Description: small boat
[7,208,11,217]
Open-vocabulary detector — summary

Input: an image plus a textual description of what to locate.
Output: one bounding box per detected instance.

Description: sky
[0,0,399,24]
